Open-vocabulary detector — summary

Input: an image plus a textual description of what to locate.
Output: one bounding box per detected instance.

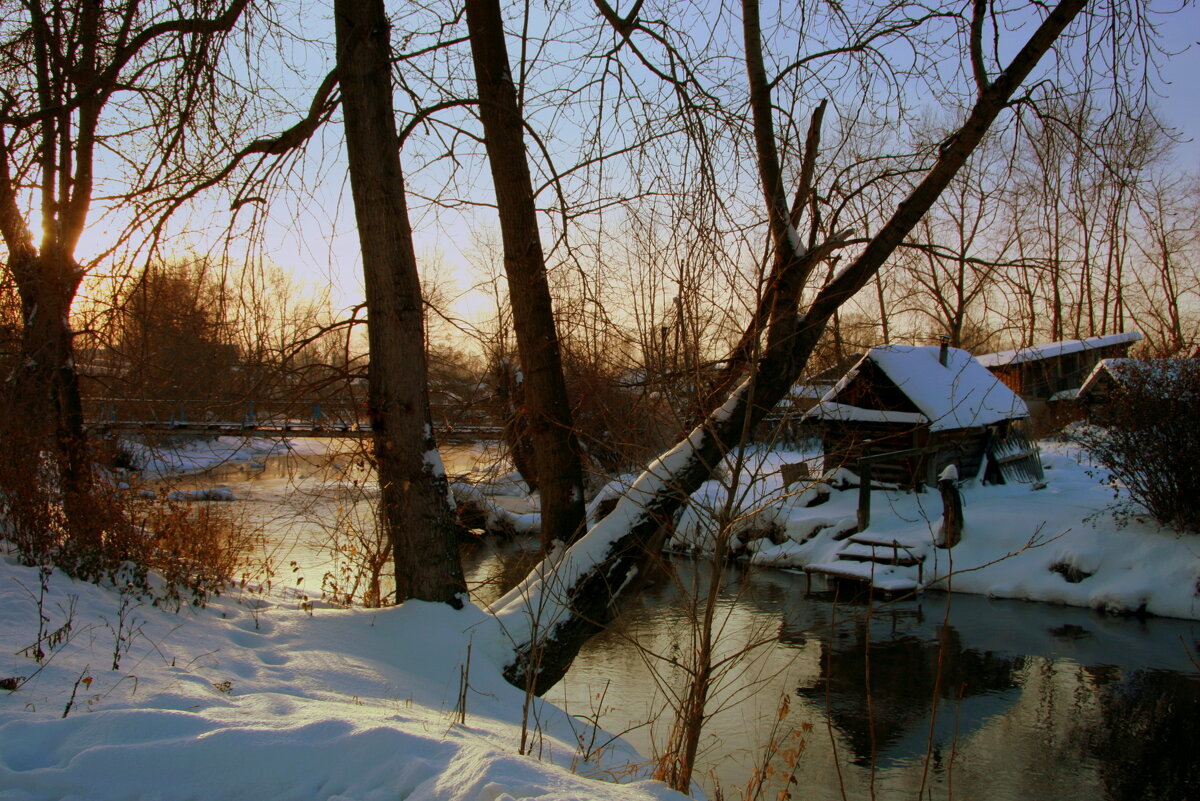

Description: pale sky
[70,2,1200,333]
[293,1,1200,327]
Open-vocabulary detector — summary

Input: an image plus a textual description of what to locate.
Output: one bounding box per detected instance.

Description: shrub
[1074,359,1200,532]
[0,426,263,606]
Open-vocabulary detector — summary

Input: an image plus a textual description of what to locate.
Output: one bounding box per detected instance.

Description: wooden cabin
[804,344,1036,489]
[976,333,1142,434]
[976,333,1142,400]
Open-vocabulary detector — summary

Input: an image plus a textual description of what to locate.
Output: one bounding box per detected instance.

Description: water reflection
[546,560,1200,801]
[796,620,1022,767]
[1090,668,1200,801]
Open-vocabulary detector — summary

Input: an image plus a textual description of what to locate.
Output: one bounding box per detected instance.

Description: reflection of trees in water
[1090,669,1200,801]
[461,537,544,605]
[798,619,1021,765]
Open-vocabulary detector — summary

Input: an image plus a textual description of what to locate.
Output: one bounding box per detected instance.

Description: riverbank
[125,434,1200,621]
[0,549,685,801]
[4,434,1199,799]
[666,442,1200,620]
[3,435,687,800]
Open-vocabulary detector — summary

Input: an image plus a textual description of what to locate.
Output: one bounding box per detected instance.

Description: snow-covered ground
[668,442,1200,621]
[4,432,1199,800]
[3,436,686,801]
[122,435,328,480]
[0,552,684,801]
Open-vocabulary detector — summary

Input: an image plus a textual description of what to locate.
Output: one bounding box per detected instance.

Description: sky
[65,1,1200,337]
[1155,3,1200,167]
[278,0,1200,329]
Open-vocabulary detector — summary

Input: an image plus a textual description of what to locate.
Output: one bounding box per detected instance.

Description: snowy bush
[1073,359,1200,532]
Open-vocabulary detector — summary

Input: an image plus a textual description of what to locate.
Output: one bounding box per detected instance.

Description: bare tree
[0,0,250,551]
[491,0,1094,701]
[464,0,588,550]
[335,0,466,606]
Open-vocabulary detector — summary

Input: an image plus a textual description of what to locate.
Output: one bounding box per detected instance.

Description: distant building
[975,333,1143,434]
[805,344,1037,488]
[976,332,1142,400]
[1077,357,1200,410]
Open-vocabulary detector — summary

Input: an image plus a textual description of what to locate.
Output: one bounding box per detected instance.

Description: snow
[805,400,928,426]
[1078,356,1200,397]
[808,345,1027,432]
[976,332,1143,368]
[2,436,688,801]
[123,435,325,480]
[671,442,1200,620]
[6,420,1200,799]
[165,487,237,502]
[0,558,685,801]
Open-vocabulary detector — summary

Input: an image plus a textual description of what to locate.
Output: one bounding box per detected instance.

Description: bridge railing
[82,397,503,439]
[84,397,367,429]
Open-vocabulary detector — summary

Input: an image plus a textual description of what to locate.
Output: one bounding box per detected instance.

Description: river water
[174,441,1200,801]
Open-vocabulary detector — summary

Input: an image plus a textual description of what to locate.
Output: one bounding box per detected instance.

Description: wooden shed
[804,344,1037,488]
[976,332,1142,400]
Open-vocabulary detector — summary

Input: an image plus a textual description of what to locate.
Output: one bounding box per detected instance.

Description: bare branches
[806,0,1090,331]
[790,99,827,230]
[591,0,646,40]
[969,0,990,96]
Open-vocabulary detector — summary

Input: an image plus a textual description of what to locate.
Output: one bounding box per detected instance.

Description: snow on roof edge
[804,400,929,426]
[976,332,1142,368]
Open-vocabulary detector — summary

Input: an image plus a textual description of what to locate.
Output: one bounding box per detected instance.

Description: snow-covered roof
[806,401,928,426]
[976,332,1142,369]
[807,345,1028,432]
[1078,357,1200,397]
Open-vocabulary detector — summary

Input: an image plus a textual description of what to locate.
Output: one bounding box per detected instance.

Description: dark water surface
[181,444,1200,801]
[468,541,1200,801]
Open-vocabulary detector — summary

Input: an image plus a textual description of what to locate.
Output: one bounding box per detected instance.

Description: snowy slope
[0,558,685,801]
[722,443,1200,620]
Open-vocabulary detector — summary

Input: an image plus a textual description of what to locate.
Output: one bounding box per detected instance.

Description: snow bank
[166,487,237,502]
[0,557,685,801]
[701,442,1200,620]
[124,435,318,479]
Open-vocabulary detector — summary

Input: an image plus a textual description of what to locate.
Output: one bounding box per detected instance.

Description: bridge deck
[88,420,502,439]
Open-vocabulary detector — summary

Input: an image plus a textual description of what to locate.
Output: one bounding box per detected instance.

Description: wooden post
[857,460,872,531]
[938,465,963,547]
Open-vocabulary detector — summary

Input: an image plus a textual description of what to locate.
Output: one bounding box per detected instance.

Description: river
[171,440,1200,801]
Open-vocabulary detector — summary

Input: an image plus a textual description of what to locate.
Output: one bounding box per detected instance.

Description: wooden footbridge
[84,399,501,441]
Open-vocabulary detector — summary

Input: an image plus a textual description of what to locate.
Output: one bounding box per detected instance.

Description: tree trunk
[464,0,587,550]
[3,244,99,548]
[335,0,466,606]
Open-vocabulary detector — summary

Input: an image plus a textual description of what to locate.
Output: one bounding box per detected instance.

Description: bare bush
[1074,359,1200,532]
[0,426,264,607]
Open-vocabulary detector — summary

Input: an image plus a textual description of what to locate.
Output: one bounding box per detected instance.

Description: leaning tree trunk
[492,0,1089,695]
[335,0,466,606]
[464,0,588,551]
